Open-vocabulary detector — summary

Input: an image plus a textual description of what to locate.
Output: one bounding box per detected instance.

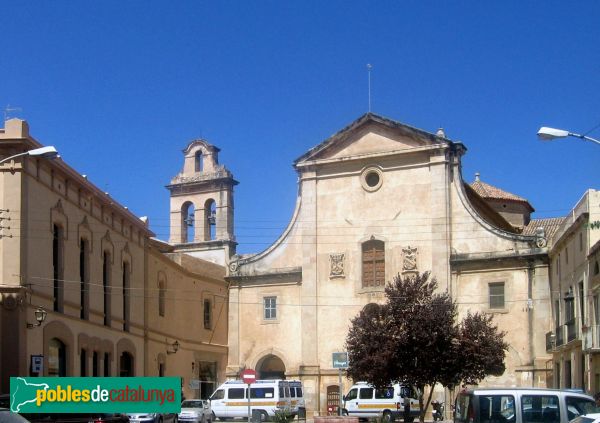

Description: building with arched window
[0,119,228,400]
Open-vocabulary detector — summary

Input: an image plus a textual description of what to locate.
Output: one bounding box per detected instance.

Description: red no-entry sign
[240,369,257,384]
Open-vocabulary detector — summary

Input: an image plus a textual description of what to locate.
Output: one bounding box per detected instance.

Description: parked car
[178,400,210,423]
[572,413,600,423]
[127,413,177,423]
[0,408,31,423]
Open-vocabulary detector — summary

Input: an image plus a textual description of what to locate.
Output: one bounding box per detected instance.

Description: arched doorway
[256,354,286,379]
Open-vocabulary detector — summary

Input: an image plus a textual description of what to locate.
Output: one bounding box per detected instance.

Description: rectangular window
[123,262,130,331]
[489,282,505,309]
[92,351,99,377]
[595,295,600,326]
[375,388,394,399]
[359,388,374,399]
[229,388,245,399]
[204,299,212,329]
[53,225,64,313]
[159,279,166,317]
[103,252,111,326]
[104,353,110,377]
[264,296,277,320]
[580,232,584,252]
[477,395,515,423]
[80,239,89,320]
[566,396,596,420]
[250,388,274,399]
[521,395,559,423]
[80,349,87,376]
[362,240,385,287]
[579,281,585,321]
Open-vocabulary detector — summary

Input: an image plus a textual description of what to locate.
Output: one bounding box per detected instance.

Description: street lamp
[26,306,47,329]
[537,127,600,146]
[0,146,59,165]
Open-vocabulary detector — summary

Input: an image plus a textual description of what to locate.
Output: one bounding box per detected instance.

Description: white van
[209,380,291,421]
[288,380,305,418]
[342,382,419,422]
[454,388,596,423]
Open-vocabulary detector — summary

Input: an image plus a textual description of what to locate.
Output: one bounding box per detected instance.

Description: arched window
[159,278,166,317]
[195,151,204,172]
[103,251,111,327]
[53,224,64,312]
[205,199,216,241]
[123,261,130,331]
[49,338,67,377]
[119,352,134,377]
[362,240,385,287]
[182,202,195,243]
[80,238,90,320]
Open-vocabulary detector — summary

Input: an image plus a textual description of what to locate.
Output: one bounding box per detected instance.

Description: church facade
[216,113,553,415]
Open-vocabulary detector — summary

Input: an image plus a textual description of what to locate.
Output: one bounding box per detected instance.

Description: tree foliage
[345,272,508,422]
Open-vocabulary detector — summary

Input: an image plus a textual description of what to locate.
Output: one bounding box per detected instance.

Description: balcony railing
[556,325,564,347]
[566,319,577,343]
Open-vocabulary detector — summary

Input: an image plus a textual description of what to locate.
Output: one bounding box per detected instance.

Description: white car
[179,399,211,423]
[572,413,600,423]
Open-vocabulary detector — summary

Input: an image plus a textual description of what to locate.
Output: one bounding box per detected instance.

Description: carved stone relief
[329,253,345,278]
[402,246,418,273]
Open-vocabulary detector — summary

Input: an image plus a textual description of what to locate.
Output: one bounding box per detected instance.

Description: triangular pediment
[294,113,448,165]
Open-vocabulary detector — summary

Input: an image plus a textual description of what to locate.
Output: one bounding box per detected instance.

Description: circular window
[360,167,383,192]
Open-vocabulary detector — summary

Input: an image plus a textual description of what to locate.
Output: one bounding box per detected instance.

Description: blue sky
[1,1,599,254]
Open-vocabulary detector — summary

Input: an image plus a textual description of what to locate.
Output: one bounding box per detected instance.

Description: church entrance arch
[256,354,286,380]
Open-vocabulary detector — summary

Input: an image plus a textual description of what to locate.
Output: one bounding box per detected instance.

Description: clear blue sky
[2,1,599,254]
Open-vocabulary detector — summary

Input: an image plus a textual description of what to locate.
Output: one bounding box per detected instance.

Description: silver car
[127,413,178,423]
[178,400,211,423]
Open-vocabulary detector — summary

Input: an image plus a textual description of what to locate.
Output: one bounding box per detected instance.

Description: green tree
[345,272,508,423]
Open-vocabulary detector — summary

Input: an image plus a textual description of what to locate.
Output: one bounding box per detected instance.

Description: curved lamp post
[537,127,600,146]
[0,146,59,165]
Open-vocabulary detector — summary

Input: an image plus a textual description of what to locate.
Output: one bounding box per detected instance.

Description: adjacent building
[546,189,600,393]
[0,118,228,400]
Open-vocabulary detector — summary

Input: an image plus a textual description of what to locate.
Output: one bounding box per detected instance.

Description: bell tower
[166,139,238,265]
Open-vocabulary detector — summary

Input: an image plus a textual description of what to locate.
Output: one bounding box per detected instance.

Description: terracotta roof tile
[470,180,528,203]
[523,217,566,240]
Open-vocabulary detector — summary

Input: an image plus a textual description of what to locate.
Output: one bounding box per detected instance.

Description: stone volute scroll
[329,253,345,278]
[402,246,418,274]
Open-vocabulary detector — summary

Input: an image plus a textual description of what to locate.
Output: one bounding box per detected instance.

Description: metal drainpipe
[528,260,535,386]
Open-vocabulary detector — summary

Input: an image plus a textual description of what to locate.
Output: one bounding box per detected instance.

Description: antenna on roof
[367,64,373,112]
[3,104,22,121]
